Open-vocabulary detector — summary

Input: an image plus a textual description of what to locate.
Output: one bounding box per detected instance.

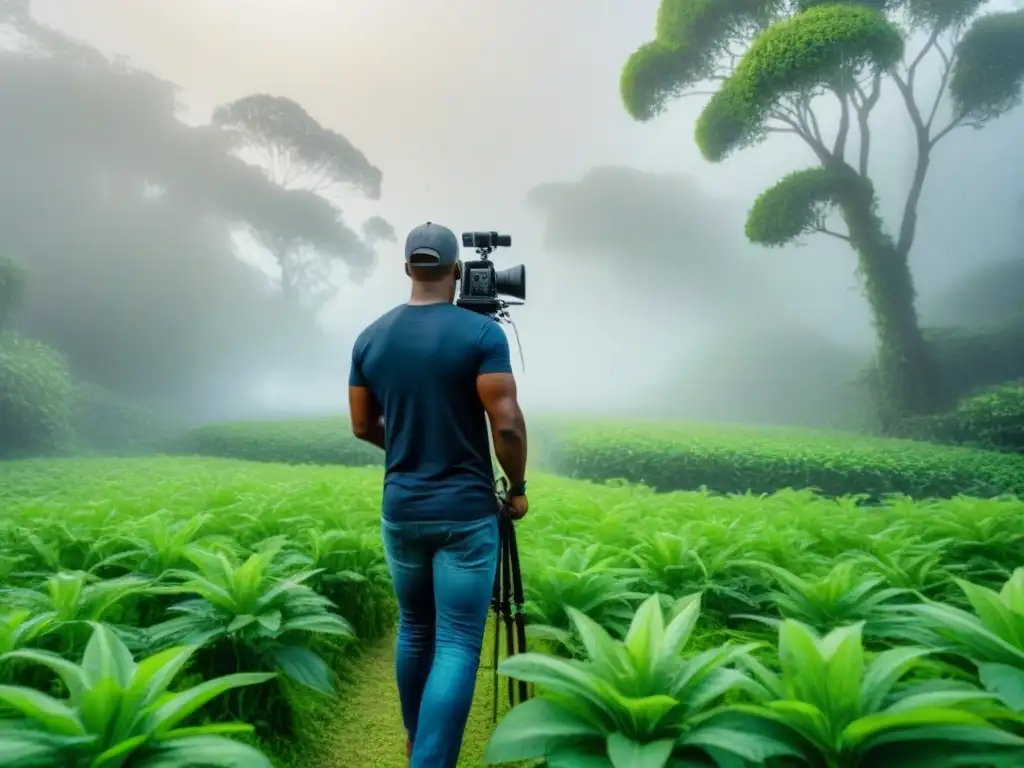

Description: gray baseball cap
[405,222,460,267]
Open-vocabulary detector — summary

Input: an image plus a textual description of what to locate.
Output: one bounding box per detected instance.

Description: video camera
[456,231,526,320]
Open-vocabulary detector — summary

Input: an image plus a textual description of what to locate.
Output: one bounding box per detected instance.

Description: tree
[620,0,1024,429]
[0,5,369,415]
[213,94,396,306]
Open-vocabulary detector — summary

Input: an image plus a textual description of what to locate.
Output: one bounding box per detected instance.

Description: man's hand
[506,494,528,521]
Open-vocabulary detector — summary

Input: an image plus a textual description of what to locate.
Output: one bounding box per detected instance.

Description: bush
[0,332,75,457]
[903,381,1024,454]
[545,419,1024,500]
[71,382,184,453]
[172,418,383,467]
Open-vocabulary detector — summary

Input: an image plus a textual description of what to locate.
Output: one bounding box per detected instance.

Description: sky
[25,0,1024,414]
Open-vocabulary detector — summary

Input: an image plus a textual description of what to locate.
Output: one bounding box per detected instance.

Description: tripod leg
[506,523,531,704]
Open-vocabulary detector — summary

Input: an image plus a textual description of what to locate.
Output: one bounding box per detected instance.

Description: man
[348,221,529,767]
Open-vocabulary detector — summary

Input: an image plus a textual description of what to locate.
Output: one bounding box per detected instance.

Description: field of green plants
[3,419,1024,767]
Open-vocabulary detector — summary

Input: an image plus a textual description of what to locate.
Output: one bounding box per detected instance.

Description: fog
[4,0,1024,426]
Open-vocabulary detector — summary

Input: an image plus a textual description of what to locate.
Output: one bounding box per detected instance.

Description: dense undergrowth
[2,444,1024,766]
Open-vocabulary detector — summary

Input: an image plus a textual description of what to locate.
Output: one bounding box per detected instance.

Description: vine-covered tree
[213,94,396,306]
[621,0,1024,429]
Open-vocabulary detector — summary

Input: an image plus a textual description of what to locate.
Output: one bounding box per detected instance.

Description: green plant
[485,593,797,766]
[523,545,647,654]
[0,622,275,767]
[733,620,1024,766]
[146,541,355,730]
[884,568,1024,712]
[738,560,912,634]
[0,571,151,657]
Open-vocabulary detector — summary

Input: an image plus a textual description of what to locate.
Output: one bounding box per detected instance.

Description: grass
[3,422,1024,765]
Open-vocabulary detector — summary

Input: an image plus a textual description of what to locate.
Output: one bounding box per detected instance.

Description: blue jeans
[381,515,499,768]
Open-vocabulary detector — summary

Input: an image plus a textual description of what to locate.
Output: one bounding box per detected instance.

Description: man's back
[349,302,511,522]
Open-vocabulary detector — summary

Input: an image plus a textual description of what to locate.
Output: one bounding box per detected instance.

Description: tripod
[489,485,530,722]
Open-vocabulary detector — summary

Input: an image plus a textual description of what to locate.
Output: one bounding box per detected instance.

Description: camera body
[456,231,526,318]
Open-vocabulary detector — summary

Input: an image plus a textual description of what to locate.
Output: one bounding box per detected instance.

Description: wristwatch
[508,481,527,498]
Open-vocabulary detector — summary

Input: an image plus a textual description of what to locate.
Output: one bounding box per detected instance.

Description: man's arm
[349,386,386,450]
[348,338,386,450]
[476,322,527,487]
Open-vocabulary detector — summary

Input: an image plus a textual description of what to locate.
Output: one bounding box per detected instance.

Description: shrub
[172,418,383,467]
[902,381,1024,454]
[545,420,1024,500]
[0,332,75,458]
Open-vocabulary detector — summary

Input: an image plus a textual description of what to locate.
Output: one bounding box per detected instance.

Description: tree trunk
[838,180,939,432]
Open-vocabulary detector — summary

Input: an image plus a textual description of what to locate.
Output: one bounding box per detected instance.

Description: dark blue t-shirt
[348,303,513,523]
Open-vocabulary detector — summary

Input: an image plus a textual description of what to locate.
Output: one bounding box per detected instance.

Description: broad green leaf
[822,623,864,726]
[567,607,632,680]
[624,595,666,673]
[839,707,993,748]
[270,645,335,696]
[957,579,1023,646]
[883,688,995,714]
[80,621,136,689]
[659,594,701,661]
[145,672,276,734]
[1,648,89,701]
[484,697,601,764]
[0,685,84,736]
[679,721,804,763]
[979,663,1024,712]
[499,653,622,722]
[777,621,828,711]
[860,646,931,713]
[142,734,274,768]
[606,733,674,768]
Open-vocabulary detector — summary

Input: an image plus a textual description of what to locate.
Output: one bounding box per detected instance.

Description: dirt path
[310,622,510,767]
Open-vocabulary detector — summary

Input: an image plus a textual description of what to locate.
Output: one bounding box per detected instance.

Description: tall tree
[213,94,395,306]
[0,2,368,414]
[620,0,1024,430]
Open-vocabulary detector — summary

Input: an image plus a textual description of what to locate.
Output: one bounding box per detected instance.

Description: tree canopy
[0,4,387,416]
[212,93,394,304]
[621,0,1024,426]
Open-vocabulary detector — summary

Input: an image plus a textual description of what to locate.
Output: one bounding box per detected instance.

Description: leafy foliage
[620,0,785,121]
[213,94,383,200]
[2,424,1024,764]
[0,622,275,767]
[696,4,903,161]
[733,620,1024,766]
[949,8,1024,122]
[485,593,791,766]
[0,333,75,458]
[745,166,874,246]
[903,381,1024,454]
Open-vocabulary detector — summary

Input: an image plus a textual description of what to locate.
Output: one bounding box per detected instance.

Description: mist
[4,0,1023,428]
